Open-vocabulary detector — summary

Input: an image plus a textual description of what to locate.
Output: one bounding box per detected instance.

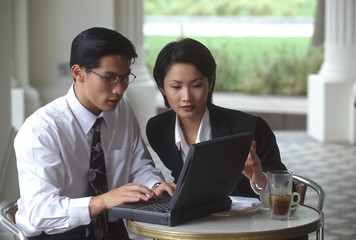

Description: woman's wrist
[250,172,267,194]
[255,172,267,189]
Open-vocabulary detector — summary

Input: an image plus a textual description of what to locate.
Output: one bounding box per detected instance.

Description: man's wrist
[151,182,161,191]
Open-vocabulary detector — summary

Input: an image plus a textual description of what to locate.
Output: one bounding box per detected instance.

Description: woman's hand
[242,141,266,188]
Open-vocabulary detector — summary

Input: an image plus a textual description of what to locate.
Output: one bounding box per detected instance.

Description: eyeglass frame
[84,68,136,85]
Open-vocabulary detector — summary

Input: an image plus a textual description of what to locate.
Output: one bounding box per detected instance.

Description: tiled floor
[129,131,356,240]
[275,131,356,240]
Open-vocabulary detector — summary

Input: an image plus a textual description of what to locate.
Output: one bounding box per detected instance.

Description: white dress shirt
[14,84,165,237]
[175,107,212,161]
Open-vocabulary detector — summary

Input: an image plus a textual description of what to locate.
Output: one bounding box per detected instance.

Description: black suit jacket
[146,104,287,197]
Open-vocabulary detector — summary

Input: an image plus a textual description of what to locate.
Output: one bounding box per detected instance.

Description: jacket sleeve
[146,113,183,183]
[254,117,286,172]
[231,116,286,197]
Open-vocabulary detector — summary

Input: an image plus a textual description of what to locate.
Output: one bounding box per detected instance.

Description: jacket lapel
[158,112,184,182]
[209,105,233,139]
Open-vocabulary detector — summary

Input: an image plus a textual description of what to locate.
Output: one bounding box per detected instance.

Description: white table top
[127,205,322,240]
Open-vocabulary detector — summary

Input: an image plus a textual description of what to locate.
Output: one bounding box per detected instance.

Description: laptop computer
[111,132,253,226]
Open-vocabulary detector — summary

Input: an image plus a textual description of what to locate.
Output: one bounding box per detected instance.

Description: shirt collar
[175,106,212,151]
[66,83,106,134]
[196,107,211,143]
[174,114,188,152]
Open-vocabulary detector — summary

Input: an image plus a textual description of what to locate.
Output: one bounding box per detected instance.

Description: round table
[127,205,322,240]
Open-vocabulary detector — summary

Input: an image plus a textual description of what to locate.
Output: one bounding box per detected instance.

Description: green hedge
[144,36,323,95]
[145,0,316,17]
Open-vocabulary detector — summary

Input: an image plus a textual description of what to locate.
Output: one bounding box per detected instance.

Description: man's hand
[89,182,157,219]
[152,182,176,197]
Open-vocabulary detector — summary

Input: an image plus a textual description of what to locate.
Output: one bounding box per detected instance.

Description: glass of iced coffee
[267,170,300,220]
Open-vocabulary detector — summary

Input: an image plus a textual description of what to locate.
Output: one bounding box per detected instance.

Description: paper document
[212,196,260,217]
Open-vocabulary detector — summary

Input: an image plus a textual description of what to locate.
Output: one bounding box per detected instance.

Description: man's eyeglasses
[85,68,136,85]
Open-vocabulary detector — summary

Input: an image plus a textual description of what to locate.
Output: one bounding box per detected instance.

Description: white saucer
[252,202,269,214]
[290,204,299,212]
[252,202,299,214]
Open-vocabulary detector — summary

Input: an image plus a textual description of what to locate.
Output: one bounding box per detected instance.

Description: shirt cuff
[146,177,165,190]
[68,197,92,226]
[250,172,267,195]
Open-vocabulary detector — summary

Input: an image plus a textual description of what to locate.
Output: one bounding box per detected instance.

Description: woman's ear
[159,87,166,96]
[71,64,85,82]
[209,75,215,92]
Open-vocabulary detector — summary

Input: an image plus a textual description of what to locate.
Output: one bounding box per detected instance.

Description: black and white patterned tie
[88,117,109,239]
[89,118,108,196]
[87,117,129,240]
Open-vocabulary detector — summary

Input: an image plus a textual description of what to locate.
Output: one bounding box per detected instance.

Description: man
[14,27,174,240]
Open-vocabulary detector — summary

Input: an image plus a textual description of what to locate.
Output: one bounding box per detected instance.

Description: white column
[0,0,20,206]
[13,0,41,121]
[308,0,356,143]
[114,0,157,142]
[352,84,356,143]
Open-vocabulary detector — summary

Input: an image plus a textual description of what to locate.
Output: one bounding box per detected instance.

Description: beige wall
[28,0,115,105]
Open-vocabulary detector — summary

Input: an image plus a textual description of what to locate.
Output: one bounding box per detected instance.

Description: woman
[146,38,286,198]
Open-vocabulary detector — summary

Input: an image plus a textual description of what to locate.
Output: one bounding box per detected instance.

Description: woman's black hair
[153,38,216,108]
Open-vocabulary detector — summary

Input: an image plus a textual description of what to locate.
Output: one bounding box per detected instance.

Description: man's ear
[71,64,85,82]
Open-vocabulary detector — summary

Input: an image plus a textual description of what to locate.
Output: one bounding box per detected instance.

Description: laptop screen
[169,132,253,210]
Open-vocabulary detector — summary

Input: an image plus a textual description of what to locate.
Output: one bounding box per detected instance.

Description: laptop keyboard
[137,201,170,213]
